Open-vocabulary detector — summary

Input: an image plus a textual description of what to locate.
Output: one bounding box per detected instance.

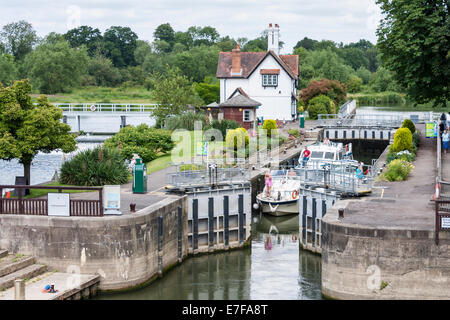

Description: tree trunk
[23,161,31,195]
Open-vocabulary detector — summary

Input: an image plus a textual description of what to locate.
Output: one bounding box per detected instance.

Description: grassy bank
[349,92,449,111]
[31,86,155,104]
[10,182,97,199]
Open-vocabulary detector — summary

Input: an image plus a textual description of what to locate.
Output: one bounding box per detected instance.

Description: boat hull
[257,197,299,216]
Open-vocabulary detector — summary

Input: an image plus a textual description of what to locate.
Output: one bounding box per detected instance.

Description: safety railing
[53,103,157,113]
[0,185,103,217]
[274,160,375,195]
[166,160,250,189]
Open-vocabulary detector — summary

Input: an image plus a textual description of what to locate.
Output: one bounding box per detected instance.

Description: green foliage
[85,55,121,87]
[102,26,138,68]
[307,103,328,120]
[288,129,300,137]
[356,67,372,84]
[104,124,174,163]
[376,0,449,107]
[412,132,420,148]
[193,79,220,104]
[0,54,17,85]
[392,127,413,152]
[153,23,175,50]
[225,128,248,150]
[368,67,401,93]
[309,94,336,114]
[0,20,38,61]
[150,65,203,124]
[345,75,363,93]
[382,159,414,181]
[350,91,405,105]
[0,80,77,184]
[64,26,102,56]
[165,112,207,131]
[401,119,416,135]
[205,119,239,140]
[23,40,89,93]
[386,150,416,164]
[60,146,129,186]
[262,119,277,137]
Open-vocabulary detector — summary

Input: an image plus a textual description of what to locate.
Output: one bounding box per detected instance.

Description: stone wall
[0,196,188,291]
[321,200,450,299]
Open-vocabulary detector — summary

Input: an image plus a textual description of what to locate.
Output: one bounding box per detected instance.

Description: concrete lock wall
[0,196,188,291]
[321,200,450,300]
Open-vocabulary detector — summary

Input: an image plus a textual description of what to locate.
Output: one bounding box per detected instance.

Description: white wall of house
[220,54,297,121]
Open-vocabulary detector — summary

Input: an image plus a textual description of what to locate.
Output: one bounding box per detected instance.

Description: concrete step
[0,264,47,291]
[0,250,8,259]
[0,255,35,278]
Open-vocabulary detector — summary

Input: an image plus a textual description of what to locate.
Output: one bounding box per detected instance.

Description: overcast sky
[0,0,383,53]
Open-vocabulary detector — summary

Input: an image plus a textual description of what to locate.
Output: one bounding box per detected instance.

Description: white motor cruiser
[296,141,354,169]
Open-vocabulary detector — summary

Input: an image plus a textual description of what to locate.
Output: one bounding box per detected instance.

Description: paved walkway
[341,124,437,230]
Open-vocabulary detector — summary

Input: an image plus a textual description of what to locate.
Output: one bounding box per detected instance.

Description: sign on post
[196,141,208,156]
[103,185,121,215]
[441,217,450,229]
[426,122,437,138]
[48,193,70,216]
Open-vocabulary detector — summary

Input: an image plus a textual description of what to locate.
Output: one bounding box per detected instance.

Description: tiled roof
[216,50,298,79]
[219,89,262,108]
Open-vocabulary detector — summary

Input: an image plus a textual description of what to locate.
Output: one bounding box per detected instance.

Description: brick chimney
[231,44,241,76]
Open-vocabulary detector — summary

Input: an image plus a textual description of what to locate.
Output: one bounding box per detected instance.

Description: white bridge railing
[53,103,157,113]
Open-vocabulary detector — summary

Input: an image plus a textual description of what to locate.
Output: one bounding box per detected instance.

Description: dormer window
[260,69,280,87]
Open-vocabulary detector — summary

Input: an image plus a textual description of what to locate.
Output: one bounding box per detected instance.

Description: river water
[97,214,322,300]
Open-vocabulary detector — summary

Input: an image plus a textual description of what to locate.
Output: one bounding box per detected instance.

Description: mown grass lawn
[10,182,97,199]
[31,86,156,104]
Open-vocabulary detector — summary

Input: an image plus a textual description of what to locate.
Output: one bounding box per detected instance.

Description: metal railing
[0,185,103,217]
[166,159,250,189]
[318,112,441,128]
[338,100,357,118]
[276,160,376,195]
[53,103,157,113]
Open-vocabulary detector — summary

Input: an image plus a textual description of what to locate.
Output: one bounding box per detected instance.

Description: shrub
[386,150,416,164]
[412,132,420,148]
[307,103,328,120]
[104,124,174,163]
[60,146,129,186]
[392,128,413,152]
[236,127,249,146]
[382,159,414,181]
[165,112,207,131]
[225,128,247,150]
[205,119,239,141]
[288,129,300,137]
[299,78,347,106]
[402,119,416,135]
[262,119,277,137]
[346,75,363,93]
[308,94,336,114]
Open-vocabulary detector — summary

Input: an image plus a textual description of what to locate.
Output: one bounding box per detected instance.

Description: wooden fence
[0,185,103,217]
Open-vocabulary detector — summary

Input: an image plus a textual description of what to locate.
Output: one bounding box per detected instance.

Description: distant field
[31,86,156,104]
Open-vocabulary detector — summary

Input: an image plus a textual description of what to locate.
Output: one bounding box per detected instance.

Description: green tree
[356,66,372,84]
[103,26,138,67]
[134,40,152,64]
[376,0,450,106]
[345,75,363,93]
[86,55,121,87]
[338,47,369,70]
[0,20,38,61]
[0,80,76,185]
[64,26,102,56]
[194,79,220,104]
[150,66,203,125]
[23,40,89,93]
[368,66,401,92]
[154,23,175,49]
[0,54,17,85]
[294,37,318,50]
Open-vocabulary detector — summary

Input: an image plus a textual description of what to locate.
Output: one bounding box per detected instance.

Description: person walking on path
[443,129,450,154]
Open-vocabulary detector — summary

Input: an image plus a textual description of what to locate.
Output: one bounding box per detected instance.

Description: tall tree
[0,54,17,85]
[294,37,318,50]
[0,80,76,185]
[103,26,138,67]
[154,23,175,50]
[376,0,450,106]
[64,26,103,56]
[24,40,89,93]
[150,66,203,125]
[0,21,38,61]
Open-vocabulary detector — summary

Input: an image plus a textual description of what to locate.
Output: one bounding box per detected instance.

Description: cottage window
[243,109,253,122]
[262,74,278,87]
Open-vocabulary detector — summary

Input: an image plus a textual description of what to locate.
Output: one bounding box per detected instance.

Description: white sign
[442,217,450,229]
[48,193,70,217]
[103,185,122,215]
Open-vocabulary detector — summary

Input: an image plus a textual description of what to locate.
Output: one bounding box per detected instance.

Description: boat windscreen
[324,152,335,160]
[310,151,323,159]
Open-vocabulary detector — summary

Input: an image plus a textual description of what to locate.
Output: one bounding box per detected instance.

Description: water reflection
[98,213,322,300]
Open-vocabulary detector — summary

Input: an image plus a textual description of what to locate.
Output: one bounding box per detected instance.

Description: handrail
[51,103,157,113]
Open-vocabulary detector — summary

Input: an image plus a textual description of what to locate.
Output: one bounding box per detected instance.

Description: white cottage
[216,23,299,128]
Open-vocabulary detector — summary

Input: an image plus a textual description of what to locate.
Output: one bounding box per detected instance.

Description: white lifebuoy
[292,190,299,199]
[90,105,96,112]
